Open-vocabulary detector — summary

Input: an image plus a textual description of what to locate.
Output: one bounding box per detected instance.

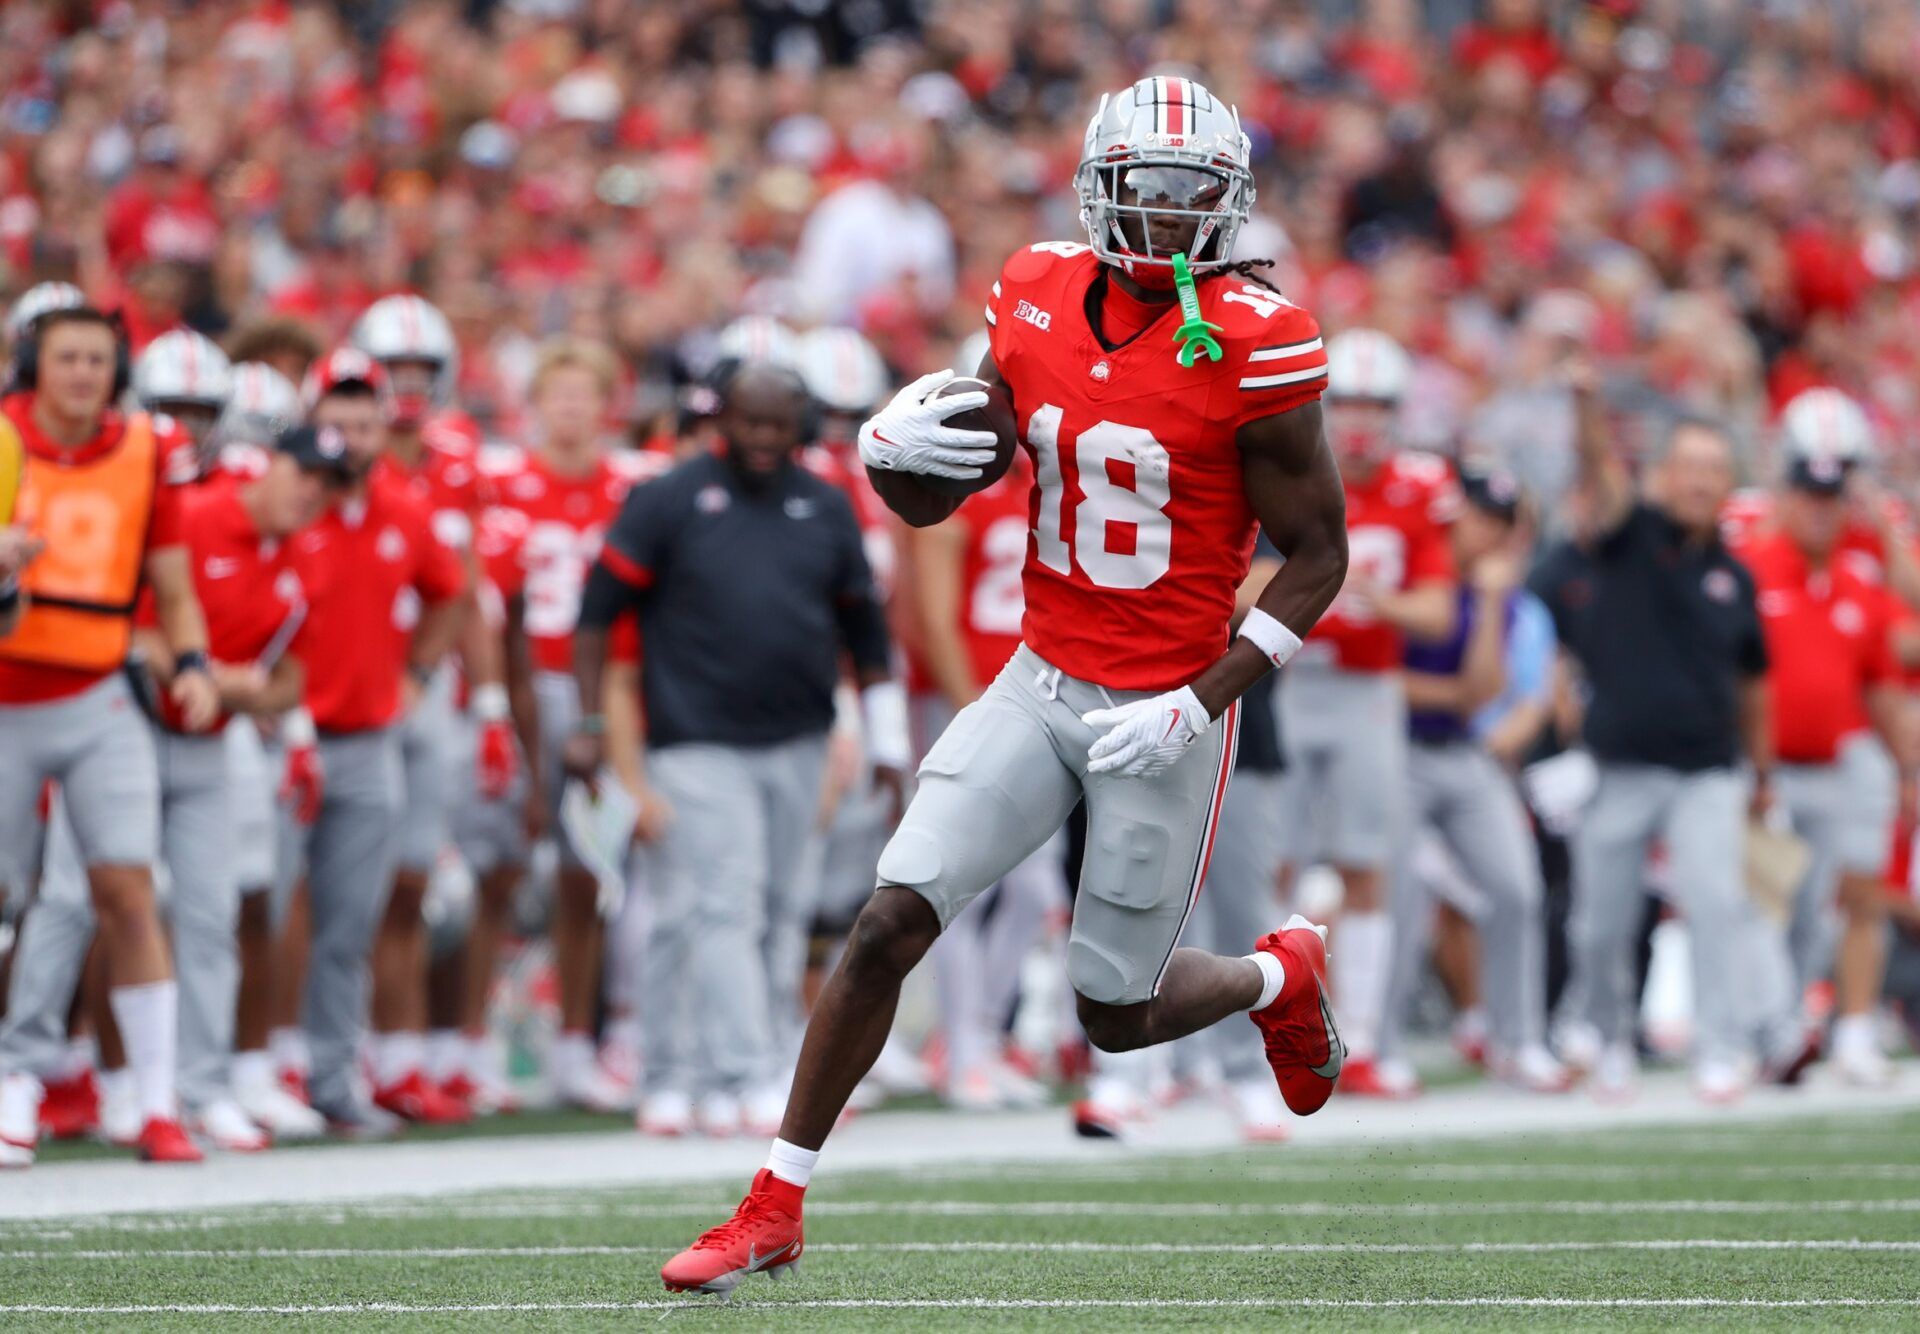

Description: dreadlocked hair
[1214,257,1284,294]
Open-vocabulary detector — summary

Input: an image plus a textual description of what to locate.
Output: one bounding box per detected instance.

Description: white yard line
[4,1298,1919,1314]
[7,1239,1920,1261]
[4,1067,1916,1221]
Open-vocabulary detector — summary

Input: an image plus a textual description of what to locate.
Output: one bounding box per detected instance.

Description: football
[917,376,1020,499]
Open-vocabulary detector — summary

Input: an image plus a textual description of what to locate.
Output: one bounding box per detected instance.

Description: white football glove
[1082,686,1213,779]
[857,369,998,482]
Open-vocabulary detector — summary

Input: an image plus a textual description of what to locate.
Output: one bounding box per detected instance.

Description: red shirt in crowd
[1735,529,1897,764]
[0,395,194,704]
[290,469,465,732]
[1306,451,1457,673]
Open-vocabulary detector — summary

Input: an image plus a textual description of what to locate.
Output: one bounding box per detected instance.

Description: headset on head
[709,355,822,446]
[10,306,134,399]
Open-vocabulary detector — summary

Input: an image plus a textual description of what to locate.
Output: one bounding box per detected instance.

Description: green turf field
[4,1108,1918,1330]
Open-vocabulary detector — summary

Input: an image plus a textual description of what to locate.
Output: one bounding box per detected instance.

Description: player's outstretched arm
[1188,402,1348,719]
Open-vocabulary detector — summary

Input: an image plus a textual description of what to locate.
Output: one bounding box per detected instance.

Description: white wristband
[473,682,511,722]
[860,680,912,771]
[282,707,317,748]
[1238,608,1304,669]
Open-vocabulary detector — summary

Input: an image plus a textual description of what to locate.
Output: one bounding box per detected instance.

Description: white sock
[1833,1013,1879,1056]
[426,1029,464,1082]
[232,1049,273,1093]
[1330,911,1390,1059]
[269,1026,310,1074]
[1246,951,1286,1012]
[551,1030,594,1079]
[108,981,178,1122]
[376,1031,425,1086]
[766,1137,819,1188]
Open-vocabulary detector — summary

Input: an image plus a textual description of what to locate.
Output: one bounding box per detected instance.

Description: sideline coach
[1530,371,1805,1099]
[566,361,907,1131]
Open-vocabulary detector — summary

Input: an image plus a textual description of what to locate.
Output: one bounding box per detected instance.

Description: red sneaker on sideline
[137,1117,204,1164]
[1249,914,1345,1115]
[373,1071,473,1125]
[40,1070,100,1140]
[660,1169,804,1297]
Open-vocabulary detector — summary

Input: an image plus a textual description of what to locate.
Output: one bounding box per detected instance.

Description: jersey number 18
[1026,404,1173,591]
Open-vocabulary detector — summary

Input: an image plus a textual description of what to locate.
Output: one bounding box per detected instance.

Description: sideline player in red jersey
[350,295,512,1122]
[452,337,665,1113]
[280,349,466,1137]
[1276,327,1457,1099]
[661,77,1350,1296]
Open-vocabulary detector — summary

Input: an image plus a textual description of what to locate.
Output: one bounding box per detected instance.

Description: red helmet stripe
[1165,77,1186,136]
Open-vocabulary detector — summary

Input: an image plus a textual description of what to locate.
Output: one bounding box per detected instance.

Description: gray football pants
[641,735,828,1098]
[1776,735,1896,994]
[1175,767,1285,1083]
[1382,741,1546,1061]
[1563,763,1796,1068]
[278,729,403,1110]
[0,728,242,1111]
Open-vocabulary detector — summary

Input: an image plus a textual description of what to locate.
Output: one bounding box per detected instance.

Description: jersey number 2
[1026,404,1171,590]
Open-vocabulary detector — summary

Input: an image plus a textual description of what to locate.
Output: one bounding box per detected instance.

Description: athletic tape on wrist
[472,683,510,722]
[1237,608,1304,669]
[282,708,317,748]
[860,680,912,770]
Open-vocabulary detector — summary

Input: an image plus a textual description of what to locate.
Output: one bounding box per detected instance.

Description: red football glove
[477,717,518,800]
[281,743,324,825]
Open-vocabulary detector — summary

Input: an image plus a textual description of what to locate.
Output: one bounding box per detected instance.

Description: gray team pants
[1564,763,1795,1068]
[641,735,828,1098]
[1382,741,1546,1062]
[280,729,403,1110]
[1275,661,1406,869]
[1776,734,1896,993]
[394,670,456,874]
[1176,767,1286,1083]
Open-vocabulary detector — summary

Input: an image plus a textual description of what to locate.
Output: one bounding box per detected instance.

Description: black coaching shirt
[599,452,882,749]
[1530,502,1767,773]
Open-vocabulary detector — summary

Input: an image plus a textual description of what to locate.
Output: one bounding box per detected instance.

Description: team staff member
[567,362,907,1139]
[283,350,465,1136]
[352,295,508,1123]
[1275,329,1457,1097]
[0,306,218,1167]
[1733,448,1916,1086]
[1381,469,1567,1095]
[1531,372,1806,1102]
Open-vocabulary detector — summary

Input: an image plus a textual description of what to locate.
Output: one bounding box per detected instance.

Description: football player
[132,331,232,470]
[1274,328,1457,1098]
[659,77,1350,1295]
[351,295,511,1122]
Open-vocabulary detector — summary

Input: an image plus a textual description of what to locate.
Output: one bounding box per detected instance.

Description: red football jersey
[985,243,1327,690]
[1735,529,1896,764]
[482,446,667,674]
[291,470,466,732]
[1300,452,1458,672]
[957,455,1034,687]
[149,481,309,732]
[373,423,488,555]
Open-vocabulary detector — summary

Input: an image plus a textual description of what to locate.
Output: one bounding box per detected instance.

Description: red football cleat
[1249,914,1345,1115]
[661,1169,804,1297]
[373,1071,473,1125]
[39,1070,101,1141]
[136,1117,204,1164]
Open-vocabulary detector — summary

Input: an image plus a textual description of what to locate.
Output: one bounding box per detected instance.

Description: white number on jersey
[521,520,605,639]
[1026,404,1174,591]
[1028,241,1091,259]
[1220,286,1293,319]
[969,515,1029,635]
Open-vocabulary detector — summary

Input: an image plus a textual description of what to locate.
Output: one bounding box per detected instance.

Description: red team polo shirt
[291,470,465,733]
[146,475,309,732]
[983,243,1327,691]
[1735,528,1897,764]
[0,397,196,704]
[1305,452,1458,672]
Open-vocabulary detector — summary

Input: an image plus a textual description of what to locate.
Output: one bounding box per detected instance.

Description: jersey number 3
[1026,404,1172,590]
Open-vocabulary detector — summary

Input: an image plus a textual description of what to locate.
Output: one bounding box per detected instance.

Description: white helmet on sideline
[218,361,302,446]
[351,294,458,421]
[797,327,889,416]
[1325,329,1412,404]
[1780,387,1874,466]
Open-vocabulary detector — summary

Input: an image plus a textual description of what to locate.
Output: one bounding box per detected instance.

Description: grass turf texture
[2,1109,1917,1330]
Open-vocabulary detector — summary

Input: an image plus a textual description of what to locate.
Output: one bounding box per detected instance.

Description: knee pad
[1066,935,1140,1006]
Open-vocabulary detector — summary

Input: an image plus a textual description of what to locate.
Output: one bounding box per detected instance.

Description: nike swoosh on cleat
[747,1240,797,1272]
[1308,981,1346,1080]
